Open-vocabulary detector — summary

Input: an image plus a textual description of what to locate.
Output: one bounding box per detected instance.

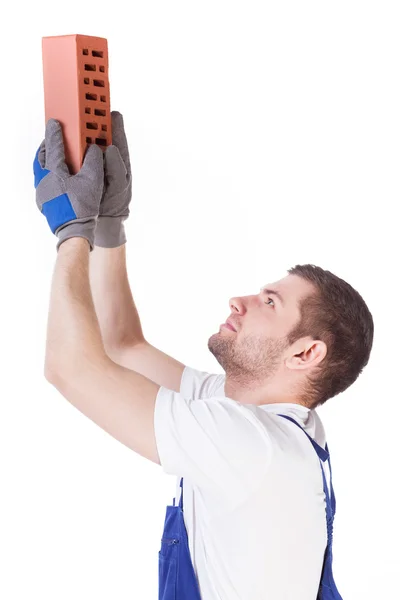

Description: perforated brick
[42,34,112,174]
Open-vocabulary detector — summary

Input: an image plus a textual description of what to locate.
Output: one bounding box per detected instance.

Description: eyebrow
[260,287,285,307]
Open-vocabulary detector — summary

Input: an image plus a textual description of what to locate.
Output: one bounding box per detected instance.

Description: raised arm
[89,112,185,393]
[90,244,185,392]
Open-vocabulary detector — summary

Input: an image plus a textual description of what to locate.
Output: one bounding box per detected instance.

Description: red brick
[42,34,112,174]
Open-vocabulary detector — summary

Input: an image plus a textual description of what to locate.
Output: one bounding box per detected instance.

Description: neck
[223,376,306,407]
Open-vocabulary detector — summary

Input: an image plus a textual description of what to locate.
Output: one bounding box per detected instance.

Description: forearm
[45,238,108,378]
[89,244,145,351]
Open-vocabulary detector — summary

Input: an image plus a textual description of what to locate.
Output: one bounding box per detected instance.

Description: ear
[285,338,327,371]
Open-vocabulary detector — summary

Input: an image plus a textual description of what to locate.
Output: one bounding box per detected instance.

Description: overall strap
[179,477,184,509]
[277,414,336,520]
[172,477,184,507]
[278,414,330,461]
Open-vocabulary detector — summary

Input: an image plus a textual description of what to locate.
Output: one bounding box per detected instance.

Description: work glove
[34,119,104,252]
[94,111,132,248]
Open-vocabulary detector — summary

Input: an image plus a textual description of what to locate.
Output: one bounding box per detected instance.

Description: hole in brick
[86,137,92,143]
[95,109,106,116]
[85,107,91,114]
[101,125,107,131]
[83,49,89,55]
[84,64,96,71]
[85,93,97,101]
[86,122,99,130]
[84,78,90,84]
[99,66,105,73]
[100,95,106,102]
[93,79,105,87]
[96,138,107,146]
[92,50,104,58]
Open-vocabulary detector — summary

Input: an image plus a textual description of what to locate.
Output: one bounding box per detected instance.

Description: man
[34,112,374,600]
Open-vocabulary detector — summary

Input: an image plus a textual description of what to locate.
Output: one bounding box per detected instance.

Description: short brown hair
[286,264,374,409]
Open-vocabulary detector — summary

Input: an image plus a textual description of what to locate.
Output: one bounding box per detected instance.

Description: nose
[229,296,244,314]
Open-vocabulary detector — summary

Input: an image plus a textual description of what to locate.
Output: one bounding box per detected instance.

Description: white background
[1,1,398,598]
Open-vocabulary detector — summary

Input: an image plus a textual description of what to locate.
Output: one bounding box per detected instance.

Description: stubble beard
[207,330,289,388]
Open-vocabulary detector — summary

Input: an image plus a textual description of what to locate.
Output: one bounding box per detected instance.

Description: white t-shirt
[154,366,330,600]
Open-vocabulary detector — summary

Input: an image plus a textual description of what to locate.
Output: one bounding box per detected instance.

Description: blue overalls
[158,413,343,599]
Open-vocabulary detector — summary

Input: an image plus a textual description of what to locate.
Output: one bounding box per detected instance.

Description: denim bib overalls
[158,413,343,599]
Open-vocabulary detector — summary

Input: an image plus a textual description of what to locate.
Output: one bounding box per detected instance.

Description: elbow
[44,347,60,383]
[44,350,73,384]
[44,354,64,384]
[44,363,59,384]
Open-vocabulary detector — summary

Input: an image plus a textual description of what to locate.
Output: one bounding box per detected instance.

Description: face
[208,274,316,385]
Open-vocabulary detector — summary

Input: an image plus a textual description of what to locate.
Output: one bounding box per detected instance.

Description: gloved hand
[34,119,104,252]
[94,111,132,248]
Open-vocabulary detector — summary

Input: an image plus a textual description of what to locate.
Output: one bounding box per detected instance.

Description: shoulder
[180,365,226,399]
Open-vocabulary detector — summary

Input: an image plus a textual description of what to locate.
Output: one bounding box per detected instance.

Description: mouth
[222,320,236,332]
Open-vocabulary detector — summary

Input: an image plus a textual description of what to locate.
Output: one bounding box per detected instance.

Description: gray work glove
[34,119,104,252]
[94,111,132,248]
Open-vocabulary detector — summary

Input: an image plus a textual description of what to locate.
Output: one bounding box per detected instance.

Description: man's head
[207,264,374,409]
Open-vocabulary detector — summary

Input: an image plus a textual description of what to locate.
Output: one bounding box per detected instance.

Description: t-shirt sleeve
[154,386,274,503]
[180,365,226,400]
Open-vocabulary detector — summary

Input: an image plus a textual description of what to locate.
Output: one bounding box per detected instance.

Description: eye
[265,297,275,307]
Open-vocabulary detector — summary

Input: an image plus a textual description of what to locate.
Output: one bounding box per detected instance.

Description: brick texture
[42,34,112,174]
